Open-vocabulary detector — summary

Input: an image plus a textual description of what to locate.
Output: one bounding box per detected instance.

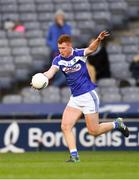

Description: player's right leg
[61,106,82,162]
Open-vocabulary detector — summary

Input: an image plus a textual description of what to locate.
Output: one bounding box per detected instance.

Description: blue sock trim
[70,151,78,158]
[114,121,119,129]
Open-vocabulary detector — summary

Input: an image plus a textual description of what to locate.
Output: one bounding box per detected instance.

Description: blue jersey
[52,49,96,96]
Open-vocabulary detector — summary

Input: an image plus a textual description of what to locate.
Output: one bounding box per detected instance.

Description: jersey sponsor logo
[62,63,81,73]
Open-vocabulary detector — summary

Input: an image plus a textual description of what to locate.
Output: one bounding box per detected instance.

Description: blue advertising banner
[0,120,139,152]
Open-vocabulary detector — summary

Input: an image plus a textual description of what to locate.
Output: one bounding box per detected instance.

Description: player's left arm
[84,31,110,56]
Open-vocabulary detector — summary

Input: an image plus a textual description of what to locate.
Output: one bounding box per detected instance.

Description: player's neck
[65,48,74,58]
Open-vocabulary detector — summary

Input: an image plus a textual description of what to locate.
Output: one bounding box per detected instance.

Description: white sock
[70,149,78,157]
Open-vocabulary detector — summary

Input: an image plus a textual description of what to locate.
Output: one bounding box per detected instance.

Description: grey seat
[21,87,41,96]
[75,12,92,20]
[126,78,136,86]
[0,0,17,3]
[38,13,53,21]
[1,4,18,12]
[18,4,36,12]
[61,87,71,103]
[64,13,75,21]
[26,30,43,38]
[42,94,61,103]
[121,36,138,45]
[77,20,96,30]
[0,39,9,47]
[123,94,139,102]
[110,62,131,79]
[120,87,139,95]
[0,47,11,56]
[107,44,122,54]
[92,2,109,11]
[2,13,19,21]
[71,0,89,2]
[28,38,45,47]
[14,55,32,68]
[123,45,138,54]
[41,86,60,96]
[9,39,28,47]
[126,54,135,63]
[97,78,117,88]
[0,64,15,76]
[92,11,111,22]
[54,0,72,3]
[0,31,6,38]
[7,31,25,39]
[0,56,13,64]
[41,86,61,103]
[100,87,120,95]
[128,5,139,19]
[55,3,73,11]
[36,4,54,12]
[0,77,13,89]
[109,2,128,12]
[102,94,122,103]
[15,68,30,81]
[23,94,42,103]
[20,13,37,22]
[109,54,126,63]
[24,22,40,30]
[35,0,52,3]
[2,95,22,104]
[18,0,35,3]
[12,47,30,55]
[74,2,90,11]
[31,47,49,56]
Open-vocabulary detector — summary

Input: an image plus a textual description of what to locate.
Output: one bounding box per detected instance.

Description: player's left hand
[98,31,110,40]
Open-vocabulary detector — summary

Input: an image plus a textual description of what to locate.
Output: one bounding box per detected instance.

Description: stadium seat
[61,87,71,103]
[36,4,54,12]
[0,39,9,47]
[0,31,6,38]
[100,87,120,95]
[101,93,122,103]
[14,55,32,68]
[12,47,30,56]
[23,95,42,103]
[41,86,61,103]
[18,4,36,12]
[123,94,139,102]
[120,87,139,95]
[9,39,28,47]
[97,78,117,88]
[2,95,22,104]
[28,38,46,47]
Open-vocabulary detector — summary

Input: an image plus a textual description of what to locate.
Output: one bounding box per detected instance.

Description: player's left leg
[85,113,129,137]
[61,106,82,162]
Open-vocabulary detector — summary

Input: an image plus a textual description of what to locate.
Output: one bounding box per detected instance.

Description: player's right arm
[43,65,59,80]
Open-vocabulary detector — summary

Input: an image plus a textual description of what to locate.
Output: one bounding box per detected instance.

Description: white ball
[31,73,49,89]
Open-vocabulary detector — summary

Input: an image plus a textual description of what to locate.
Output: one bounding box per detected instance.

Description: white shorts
[67,90,100,114]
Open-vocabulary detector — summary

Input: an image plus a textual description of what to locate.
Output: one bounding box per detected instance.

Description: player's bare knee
[61,124,71,132]
[88,128,99,137]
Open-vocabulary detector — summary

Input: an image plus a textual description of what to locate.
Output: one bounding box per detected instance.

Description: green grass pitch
[0,151,139,179]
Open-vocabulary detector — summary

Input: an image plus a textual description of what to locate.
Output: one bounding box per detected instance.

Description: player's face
[58,42,72,58]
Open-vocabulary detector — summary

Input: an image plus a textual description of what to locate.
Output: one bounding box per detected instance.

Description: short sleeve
[76,49,85,56]
[52,57,60,69]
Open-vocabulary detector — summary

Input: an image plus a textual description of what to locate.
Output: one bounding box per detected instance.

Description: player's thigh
[62,106,82,128]
[84,113,99,131]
